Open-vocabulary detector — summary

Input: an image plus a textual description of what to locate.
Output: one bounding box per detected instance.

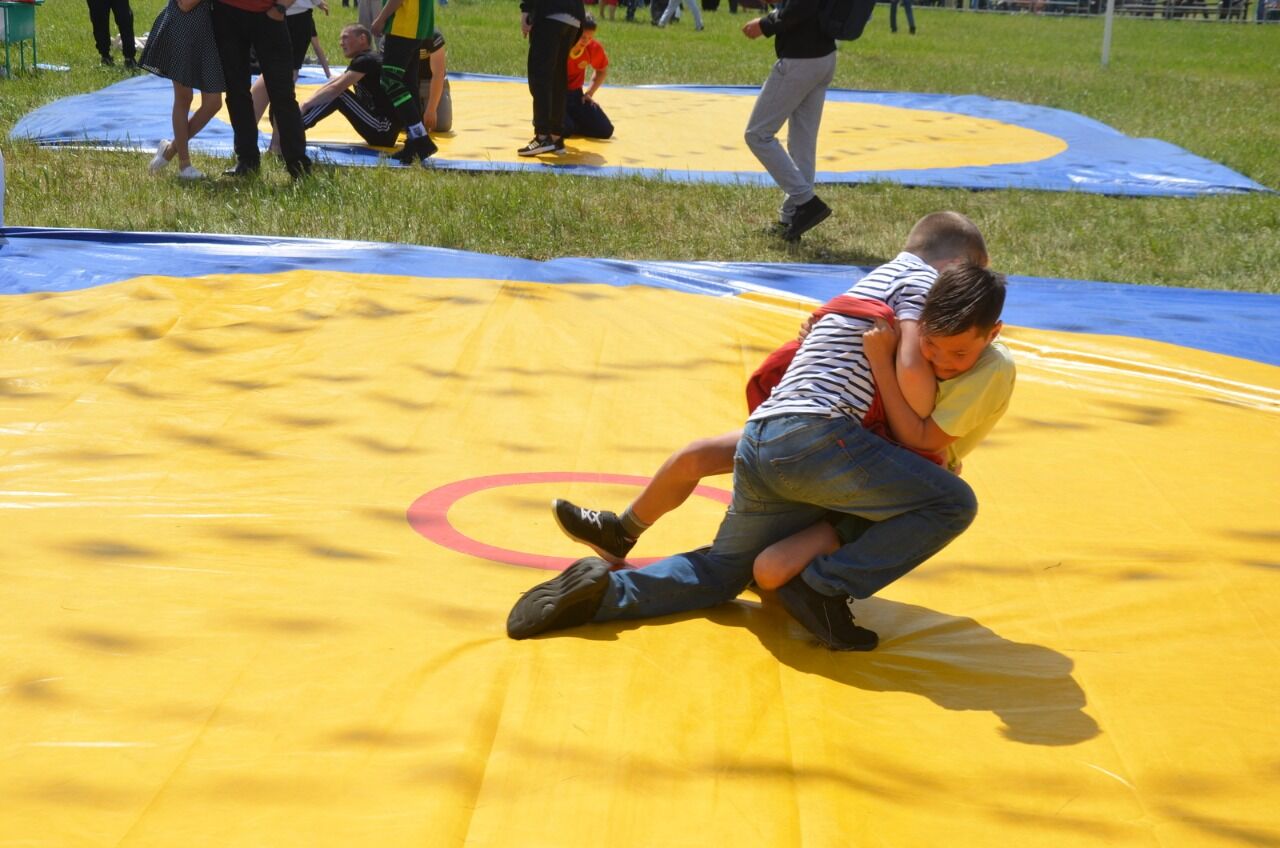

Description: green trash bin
[1,0,41,78]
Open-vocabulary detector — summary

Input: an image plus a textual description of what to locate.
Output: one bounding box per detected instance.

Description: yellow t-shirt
[931,341,1016,471]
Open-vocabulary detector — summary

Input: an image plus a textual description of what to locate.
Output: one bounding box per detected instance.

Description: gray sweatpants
[743,52,837,224]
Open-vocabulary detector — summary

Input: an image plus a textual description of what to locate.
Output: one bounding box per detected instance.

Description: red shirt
[566,38,608,92]
[219,0,275,12]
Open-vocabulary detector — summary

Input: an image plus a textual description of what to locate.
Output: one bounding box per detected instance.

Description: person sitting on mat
[516,213,1015,650]
[563,16,614,140]
[416,29,453,134]
[298,24,406,151]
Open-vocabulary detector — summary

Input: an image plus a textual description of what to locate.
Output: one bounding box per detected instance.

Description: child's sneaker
[552,499,636,565]
[776,575,878,651]
[517,135,557,156]
[149,140,171,174]
[393,135,438,167]
[176,165,205,180]
[552,137,566,155]
[506,556,612,639]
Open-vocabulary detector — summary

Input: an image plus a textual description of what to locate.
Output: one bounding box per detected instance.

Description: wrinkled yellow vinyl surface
[238,78,1068,170]
[2,271,1278,847]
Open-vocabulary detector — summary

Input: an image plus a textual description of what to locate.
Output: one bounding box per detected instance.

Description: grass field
[1,0,1277,291]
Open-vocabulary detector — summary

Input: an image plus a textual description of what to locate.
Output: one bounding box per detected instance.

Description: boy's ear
[986,320,1004,343]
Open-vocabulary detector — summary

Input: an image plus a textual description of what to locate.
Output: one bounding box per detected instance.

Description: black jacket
[759,0,836,59]
[520,0,587,21]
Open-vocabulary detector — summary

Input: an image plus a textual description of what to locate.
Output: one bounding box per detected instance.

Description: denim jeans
[592,414,978,622]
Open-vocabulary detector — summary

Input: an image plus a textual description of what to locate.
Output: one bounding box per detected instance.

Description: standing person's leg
[686,0,704,29]
[889,0,900,30]
[525,18,557,140]
[744,56,832,234]
[902,0,916,32]
[659,0,681,25]
[546,23,576,143]
[782,51,835,209]
[211,3,261,173]
[86,0,113,62]
[109,0,137,64]
[168,82,196,168]
[249,10,310,177]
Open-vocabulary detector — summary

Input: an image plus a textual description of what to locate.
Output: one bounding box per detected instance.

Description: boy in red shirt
[564,16,614,140]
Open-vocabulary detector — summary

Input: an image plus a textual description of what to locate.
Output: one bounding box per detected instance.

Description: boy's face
[919,322,1002,380]
[577,29,596,46]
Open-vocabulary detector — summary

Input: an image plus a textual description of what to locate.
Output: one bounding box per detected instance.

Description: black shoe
[765,220,790,237]
[776,575,878,651]
[552,499,636,565]
[393,135,437,166]
[287,157,312,180]
[552,136,566,155]
[910,25,917,34]
[123,58,139,71]
[517,135,556,157]
[507,556,612,639]
[783,196,832,242]
[100,54,114,66]
[221,162,260,178]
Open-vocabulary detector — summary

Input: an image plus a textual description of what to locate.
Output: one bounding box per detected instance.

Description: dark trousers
[86,0,135,60]
[211,2,310,175]
[380,35,424,130]
[302,92,401,148]
[563,90,614,139]
[526,18,578,137]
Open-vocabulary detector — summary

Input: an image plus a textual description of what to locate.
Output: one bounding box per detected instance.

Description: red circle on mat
[406,472,732,571]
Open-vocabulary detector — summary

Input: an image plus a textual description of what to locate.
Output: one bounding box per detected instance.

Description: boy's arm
[585,67,607,100]
[896,320,937,418]
[864,320,955,453]
[372,0,406,36]
[425,48,446,127]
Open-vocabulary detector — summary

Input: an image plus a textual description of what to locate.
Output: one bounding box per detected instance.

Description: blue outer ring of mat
[1,227,1276,366]
[9,71,1270,197]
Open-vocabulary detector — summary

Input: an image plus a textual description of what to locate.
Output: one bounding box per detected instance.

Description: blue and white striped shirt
[748,252,936,423]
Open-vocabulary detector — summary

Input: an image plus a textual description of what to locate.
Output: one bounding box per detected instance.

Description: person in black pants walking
[86,0,138,67]
[211,0,312,179]
[518,0,586,156]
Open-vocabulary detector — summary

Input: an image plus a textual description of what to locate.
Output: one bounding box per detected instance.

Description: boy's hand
[742,18,764,38]
[797,314,816,342]
[862,318,898,364]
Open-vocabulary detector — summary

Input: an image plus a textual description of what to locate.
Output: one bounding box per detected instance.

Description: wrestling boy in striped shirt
[510,212,1015,650]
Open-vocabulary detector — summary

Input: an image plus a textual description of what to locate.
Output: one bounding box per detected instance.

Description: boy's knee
[752,551,789,591]
[945,484,979,534]
[675,436,736,478]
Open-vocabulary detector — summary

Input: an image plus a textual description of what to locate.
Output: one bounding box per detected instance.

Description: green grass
[2,0,1278,291]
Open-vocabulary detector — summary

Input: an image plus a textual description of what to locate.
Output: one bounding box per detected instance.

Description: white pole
[1101,0,1117,67]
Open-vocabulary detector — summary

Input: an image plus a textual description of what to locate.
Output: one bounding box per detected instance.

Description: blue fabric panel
[9,71,1270,197]
[2,227,1276,365]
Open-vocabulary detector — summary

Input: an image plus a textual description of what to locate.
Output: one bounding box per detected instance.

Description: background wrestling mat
[0,230,1277,847]
[10,71,1270,196]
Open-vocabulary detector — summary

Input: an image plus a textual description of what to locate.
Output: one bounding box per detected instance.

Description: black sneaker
[100,54,115,67]
[222,162,260,178]
[393,135,438,167]
[552,136,566,155]
[507,556,612,639]
[776,575,878,651]
[517,136,556,157]
[783,196,832,242]
[551,499,636,565]
[765,220,790,237]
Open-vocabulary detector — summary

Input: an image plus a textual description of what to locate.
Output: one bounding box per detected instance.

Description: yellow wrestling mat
[2,266,1278,847]
[230,77,1067,170]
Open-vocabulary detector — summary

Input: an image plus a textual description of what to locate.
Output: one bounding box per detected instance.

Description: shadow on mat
[577,595,1099,748]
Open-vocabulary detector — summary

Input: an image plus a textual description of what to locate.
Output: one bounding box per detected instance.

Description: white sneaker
[176,165,205,180]
[149,140,171,174]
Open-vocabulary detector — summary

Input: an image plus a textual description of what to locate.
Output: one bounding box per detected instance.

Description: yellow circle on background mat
[240,79,1068,171]
[2,269,1277,847]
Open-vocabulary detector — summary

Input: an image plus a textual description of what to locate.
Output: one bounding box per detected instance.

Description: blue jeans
[592,414,978,622]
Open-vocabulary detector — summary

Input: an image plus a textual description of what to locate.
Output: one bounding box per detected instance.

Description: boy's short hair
[582,14,598,29]
[904,211,988,267]
[920,264,1006,336]
[344,23,374,44]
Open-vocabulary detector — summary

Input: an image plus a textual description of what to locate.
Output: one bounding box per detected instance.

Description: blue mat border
[9,71,1270,197]
[1,227,1276,366]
